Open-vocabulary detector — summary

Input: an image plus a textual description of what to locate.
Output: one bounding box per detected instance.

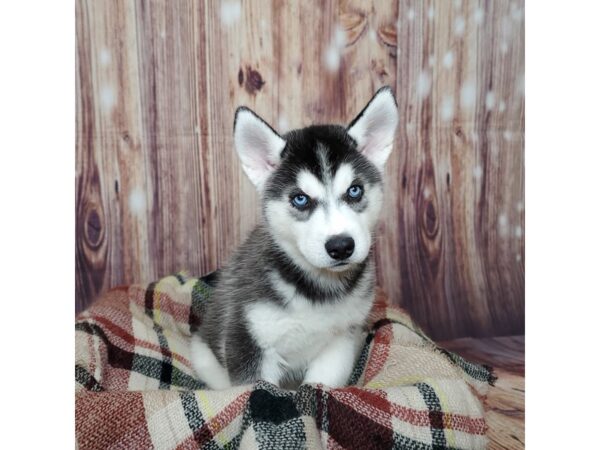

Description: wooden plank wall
[76,0,524,340]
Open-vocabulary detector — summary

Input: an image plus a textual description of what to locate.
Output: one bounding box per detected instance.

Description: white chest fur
[244,271,373,370]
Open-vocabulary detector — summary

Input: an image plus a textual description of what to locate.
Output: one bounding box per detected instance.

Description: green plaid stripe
[348,331,374,385]
[179,391,222,450]
[190,277,213,333]
[416,382,447,449]
[75,364,103,392]
[438,350,497,385]
[144,282,174,388]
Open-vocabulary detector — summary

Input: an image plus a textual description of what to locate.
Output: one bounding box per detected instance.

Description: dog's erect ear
[347,86,399,172]
[234,107,286,190]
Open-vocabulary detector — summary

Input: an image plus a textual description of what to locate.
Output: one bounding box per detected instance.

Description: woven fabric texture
[75,273,495,449]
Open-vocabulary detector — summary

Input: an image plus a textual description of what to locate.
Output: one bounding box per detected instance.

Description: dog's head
[233,87,398,273]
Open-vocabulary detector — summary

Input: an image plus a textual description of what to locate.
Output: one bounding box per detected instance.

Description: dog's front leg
[303,332,361,388]
[259,348,285,387]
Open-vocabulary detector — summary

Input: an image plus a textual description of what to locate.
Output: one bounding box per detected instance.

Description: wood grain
[76,0,524,340]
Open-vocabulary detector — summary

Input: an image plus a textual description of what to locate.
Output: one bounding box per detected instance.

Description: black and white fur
[191,86,399,389]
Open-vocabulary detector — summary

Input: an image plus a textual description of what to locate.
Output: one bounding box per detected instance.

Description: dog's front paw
[303,366,350,388]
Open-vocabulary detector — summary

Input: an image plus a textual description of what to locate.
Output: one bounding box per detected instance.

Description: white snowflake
[443,51,454,69]
[510,4,524,21]
[428,6,435,20]
[441,95,454,121]
[474,7,485,24]
[278,116,290,133]
[407,8,415,21]
[99,48,111,67]
[499,100,506,112]
[417,71,432,99]
[129,187,146,217]
[485,91,496,110]
[99,85,116,113]
[514,225,523,238]
[503,130,513,141]
[498,213,509,236]
[454,16,466,36]
[220,1,241,26]
[334,25,347,48]
[324,25,347,72]
[473,165,483,179]
[460,82,476,109]
[324,46,341,72]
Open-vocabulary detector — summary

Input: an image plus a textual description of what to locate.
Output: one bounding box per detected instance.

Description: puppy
[191,86,398,389]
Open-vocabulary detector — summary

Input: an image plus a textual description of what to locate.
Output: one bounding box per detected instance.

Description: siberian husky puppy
[191,86,398,389]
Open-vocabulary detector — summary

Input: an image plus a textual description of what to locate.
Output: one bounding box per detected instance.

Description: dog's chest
[245,287,373,368]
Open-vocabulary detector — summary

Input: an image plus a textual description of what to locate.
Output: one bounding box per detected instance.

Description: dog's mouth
[326,261,351,272]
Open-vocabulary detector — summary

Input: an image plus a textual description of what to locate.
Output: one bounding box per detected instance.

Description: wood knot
[424,201,438,237]
[416,189,442,275]
[84,207,103,248]
[378,24,397,48]
[244,66,265,95]
[370,59,389,82]
[339,12,367,46]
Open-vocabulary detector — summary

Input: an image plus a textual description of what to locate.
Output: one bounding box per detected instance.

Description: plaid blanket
[75,273,495,449]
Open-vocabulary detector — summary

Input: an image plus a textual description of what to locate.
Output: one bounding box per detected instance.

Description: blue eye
[347,185,363,200]
[291,194,310,208]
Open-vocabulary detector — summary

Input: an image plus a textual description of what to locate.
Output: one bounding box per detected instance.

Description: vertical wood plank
[391,0,524,339]
[76,0,524,340]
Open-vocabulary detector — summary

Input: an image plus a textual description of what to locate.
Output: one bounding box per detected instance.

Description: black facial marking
[288,205,316,222]
[348,198,369,213]
[265,235,369,303]
[263,125,381,202]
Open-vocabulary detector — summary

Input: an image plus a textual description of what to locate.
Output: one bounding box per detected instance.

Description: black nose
[325,235,355,260]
